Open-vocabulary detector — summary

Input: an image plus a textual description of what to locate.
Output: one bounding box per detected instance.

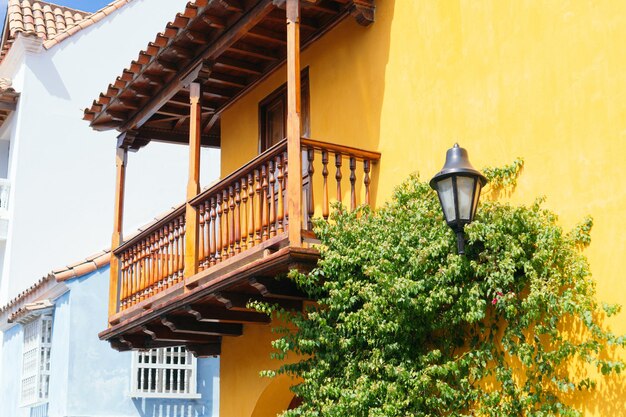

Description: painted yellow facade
[219,1,626,415]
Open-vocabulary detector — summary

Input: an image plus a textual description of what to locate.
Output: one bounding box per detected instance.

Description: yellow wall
[219,1,626,415]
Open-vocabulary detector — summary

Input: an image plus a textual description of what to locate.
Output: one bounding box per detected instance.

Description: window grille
[130,346,200,399]
[21,314,52,407]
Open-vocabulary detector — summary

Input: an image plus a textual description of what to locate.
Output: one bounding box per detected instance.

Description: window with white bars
[21,314,52,407]
[130,346,200,399]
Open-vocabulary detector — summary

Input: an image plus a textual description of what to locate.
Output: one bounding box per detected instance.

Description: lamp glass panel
[436,177,456,222]
[456,176,476,220]
[471,180,482,220]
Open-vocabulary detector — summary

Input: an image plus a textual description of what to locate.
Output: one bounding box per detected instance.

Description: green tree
[258,171,624,417]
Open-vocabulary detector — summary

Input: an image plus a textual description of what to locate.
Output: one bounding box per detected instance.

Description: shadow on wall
[29,55,71,100]
[132,398,208,417]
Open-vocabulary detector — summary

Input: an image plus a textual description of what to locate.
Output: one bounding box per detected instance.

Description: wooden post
[109,147,127,320]
[184,82,202,279]
[286,0,302,247]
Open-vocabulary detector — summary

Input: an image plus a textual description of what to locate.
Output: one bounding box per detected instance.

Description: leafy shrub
[258,172,624,417]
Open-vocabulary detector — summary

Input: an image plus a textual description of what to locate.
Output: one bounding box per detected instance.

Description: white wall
[0,0,220,303]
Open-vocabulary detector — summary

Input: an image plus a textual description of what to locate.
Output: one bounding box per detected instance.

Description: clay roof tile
[1,0,133,63]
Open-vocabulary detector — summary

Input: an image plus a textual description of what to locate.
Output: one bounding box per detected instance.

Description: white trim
[20,313,52,407]
[0,33,43,79]
[0,278,67,331]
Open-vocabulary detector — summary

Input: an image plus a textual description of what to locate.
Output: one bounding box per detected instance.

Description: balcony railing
[112,138,380,314]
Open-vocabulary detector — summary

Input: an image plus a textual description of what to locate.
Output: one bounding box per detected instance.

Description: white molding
[0,278,67,331]
[0,33,43,79]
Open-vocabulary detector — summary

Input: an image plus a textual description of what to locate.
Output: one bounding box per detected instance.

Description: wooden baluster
[261,165,269,241]
[222,189,230,259]
[198,203,206,271]
[119,251,127,309]
[125,251,131,306]
[335,153,342,203]
[143,239,150,299]
[210,197,217,265]
[322,150,329,220]
[204,201,210,266]
[216,193,223,262]
[228,186,235,256]
[135,242,141,303]
[175,219,181,283]
[350,156,357,211]
[139,239,147,301]
[125,249,131,306]
[149,235,157,296]
[168,222,175,287]
[124,251,131,307]
[363,160,371,206]
[283,151,288,228]
[254,169,262,244]
[307,148,315,230]
[131,246,138,305]
[240,178,248,251]
[160,225,172,290]
[179,216,186,282]
[234,183,241,253]
[157,228,167,292]
[248,173,256,247]
[276,155,285,234]
[269,160,276,238]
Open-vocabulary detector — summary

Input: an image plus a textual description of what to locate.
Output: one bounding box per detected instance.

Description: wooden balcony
[100,138,380,354]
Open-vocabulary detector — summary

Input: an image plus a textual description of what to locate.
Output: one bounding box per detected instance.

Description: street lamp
[430,144,487,254]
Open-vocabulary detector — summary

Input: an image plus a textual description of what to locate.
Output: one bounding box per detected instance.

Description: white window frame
[20,314,52,407]
[130,346,200,399]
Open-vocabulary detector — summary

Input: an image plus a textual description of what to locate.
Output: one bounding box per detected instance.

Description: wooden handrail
[189,139,288,206]
[301,138,381,161]
[114,205,185,255]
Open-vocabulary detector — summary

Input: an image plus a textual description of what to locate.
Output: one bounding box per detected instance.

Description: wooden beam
[136,127,220,148]
[184,83,202,280]
[186,342,221,357]
[161,316,243,336]
[246,27,287,45]
[185,304,271,324]
[109,147,127,321]
[142,324,220,344]
[214,291,303,311]
[286,0,303,247]
[215,57,263,75]
[248,277,308,299]
[208,72,248,89]
[116,0,276,131]
[228,42,280,61]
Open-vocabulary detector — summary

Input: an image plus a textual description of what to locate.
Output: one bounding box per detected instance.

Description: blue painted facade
[0,266,220,417]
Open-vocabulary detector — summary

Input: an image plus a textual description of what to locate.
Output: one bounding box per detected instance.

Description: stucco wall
[219,1,626,416]
[0,266,220,417]
[0,0,220,304]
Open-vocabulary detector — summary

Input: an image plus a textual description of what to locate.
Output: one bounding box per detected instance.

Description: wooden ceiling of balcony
[83,0,375,151]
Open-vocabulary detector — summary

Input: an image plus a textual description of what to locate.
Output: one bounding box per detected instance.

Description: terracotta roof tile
[52,249,112,282]
[0,78,19,129]
[0,275,51,314]
[0,0,134,63]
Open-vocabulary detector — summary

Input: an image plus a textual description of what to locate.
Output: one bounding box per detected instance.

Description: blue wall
[1,266,220,417]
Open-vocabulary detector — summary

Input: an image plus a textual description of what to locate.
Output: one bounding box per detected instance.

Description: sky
[0,0,113,35]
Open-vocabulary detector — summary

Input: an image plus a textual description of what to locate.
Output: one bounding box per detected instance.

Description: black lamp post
[430,144,487,254]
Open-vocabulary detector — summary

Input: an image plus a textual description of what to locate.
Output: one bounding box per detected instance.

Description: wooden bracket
[350,0,375,26]
[116,130,138,150]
